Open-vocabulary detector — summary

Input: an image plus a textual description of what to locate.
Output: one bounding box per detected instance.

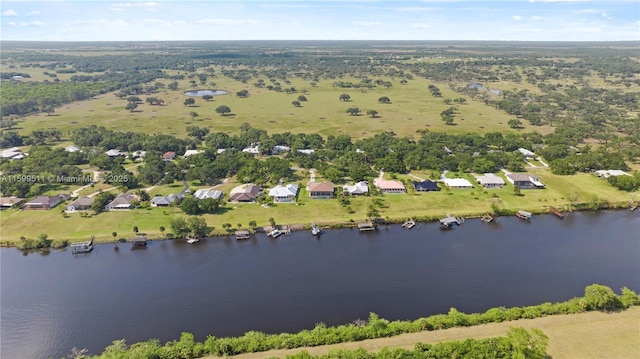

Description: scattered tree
[125,102,138,112]
[183,98,196,107]
[346,107,360,116]
[292,100,301,107]
[367,109,378,118]
[378,96,391,104]
[215,105,232,116]
[339,93,351,101]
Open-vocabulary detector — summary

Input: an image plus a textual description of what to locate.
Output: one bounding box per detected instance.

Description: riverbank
[210,307,640,359]
[0,201,635,248]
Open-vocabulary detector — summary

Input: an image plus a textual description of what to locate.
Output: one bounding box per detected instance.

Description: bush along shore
[78,284,638,358]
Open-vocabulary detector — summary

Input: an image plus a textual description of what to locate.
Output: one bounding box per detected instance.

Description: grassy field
[12,71,550,140]
[1,167,636,243]
[206,307,640,359]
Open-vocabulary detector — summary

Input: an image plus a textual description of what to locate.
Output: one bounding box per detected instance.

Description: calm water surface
[183,89,228,97]
[1,210,639,358]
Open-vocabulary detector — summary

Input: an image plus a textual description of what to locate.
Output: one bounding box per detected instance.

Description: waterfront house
[23,194,70,210]
[307,182,335,199]
[443,178,474,189]
[162,151,177,161]
[105,193,139,211]
[413,180,440,192]
[506,173,545,189]
[343,181,369,196]
[268,183,299,203]
[476,173,506,188]
[150,194,180,207]
[193,189,224,200]
[373,177,406,194]
[66,196,94,211]
[229,184,261,203]
[0,196,24,210]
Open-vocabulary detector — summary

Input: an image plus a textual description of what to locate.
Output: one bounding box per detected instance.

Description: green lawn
[1,169,636,244]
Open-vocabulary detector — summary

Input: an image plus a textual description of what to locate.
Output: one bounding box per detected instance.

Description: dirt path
[205,307,640,359]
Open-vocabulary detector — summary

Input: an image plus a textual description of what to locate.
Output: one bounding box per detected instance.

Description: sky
[1,0,639,42]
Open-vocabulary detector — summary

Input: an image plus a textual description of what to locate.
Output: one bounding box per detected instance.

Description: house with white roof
[0,147,27,159]
[297,149,315,155]
[268,183,299,203]
[476,173,506,188]
[65,145,81,153]
[242,145,259,154]
[272,145,290,155]
[343,181,369,196]
[443,178,474,189]
[105,149,125,158]
[183,149,204,157]
[594,170,631,179]
[518,148,535,158]
[193,189,224,200]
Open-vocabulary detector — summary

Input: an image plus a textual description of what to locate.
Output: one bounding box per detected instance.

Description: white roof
[595,170,630,178]
[0,147,23,158]
[105,149,123,156]
[268,184,299,197]
[273,145,290,154]
[193,189,223,200]
[183,149,204,157]
[297,149,315,154]
[242,146,259,154]
[217,149,226,154]
[65,145,81,152]
[477,174,505,185]
[443,178,474,188]
[518,148,535,157]
[343,181,369,194]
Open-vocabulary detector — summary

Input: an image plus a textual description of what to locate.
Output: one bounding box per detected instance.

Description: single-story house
[23,194,70,210]
[0,196,25,209]
[307,182,335,199]
[268,183,299,203]
[242,145,259,154]
[150,194,180,207]
[594,170,631,179]
[183,149,204,158]
[131,150,146,159]
[162,151,177,161]
[193,189,224,200]
[1,147,27,160]
[489,89,502,96]
[506,173,545,189]
[105,149,125,158]
[518,148,535,158]
[374,177,406,194]
[272,145,290,155]
[413,180,440,192]
[468,83,483,90]
[297,149,315,155]
[476,173,506,188]
[229,184,261,203]
[216,149,227,154]
[105,193,139,210]
[65,145,81,153]
[343,181,369,195]
[443,178,474,189]
[66,196,94,211]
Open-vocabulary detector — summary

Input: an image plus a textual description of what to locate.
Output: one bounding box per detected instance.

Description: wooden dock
[131,237,147,247]
[440,214,463,228]
[480,214,494,223]
[71,236,94,254]
[283,225,291,235]
[549,206,565,219]
[358,221,377,232]
[516,210,532,220]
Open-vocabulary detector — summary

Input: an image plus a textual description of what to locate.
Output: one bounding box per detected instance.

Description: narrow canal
[1,210,638,358]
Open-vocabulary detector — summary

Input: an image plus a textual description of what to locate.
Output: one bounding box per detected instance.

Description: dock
[235,230,251,240]
[311,223,322,236]
[402,219,416,229]
[358,221,377,232]
[480,214,494,223]
[71,236,94,254]
[516,210,532,220]
[440,214,464,228]
[186,237,200,244]
[283,225,291,235]
[549,206,565,219]
[267,229,283,238]
[131,237,147,247]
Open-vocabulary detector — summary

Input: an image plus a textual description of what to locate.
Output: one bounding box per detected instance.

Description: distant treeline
[81,284,638,358]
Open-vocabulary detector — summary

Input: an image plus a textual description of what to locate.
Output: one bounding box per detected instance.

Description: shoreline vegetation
[73,284,639,358]
[2,203,633,250]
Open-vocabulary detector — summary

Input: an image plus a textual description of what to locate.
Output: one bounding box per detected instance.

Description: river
[1,210,638,358]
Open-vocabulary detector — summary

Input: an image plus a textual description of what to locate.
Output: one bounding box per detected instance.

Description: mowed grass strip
[206,307,640,359]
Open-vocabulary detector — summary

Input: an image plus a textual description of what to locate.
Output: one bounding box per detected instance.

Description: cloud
[196,18,259,26]
[351,21,381,27]
[531,16,543,20]
[8,21,17,26]
[512,15,522,20]
[2,9,18,17]
[19,21,46,27]
[110,2,160,13]
[27,11,41,16]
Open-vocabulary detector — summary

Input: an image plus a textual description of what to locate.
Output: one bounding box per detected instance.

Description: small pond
[184,89,228,97]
